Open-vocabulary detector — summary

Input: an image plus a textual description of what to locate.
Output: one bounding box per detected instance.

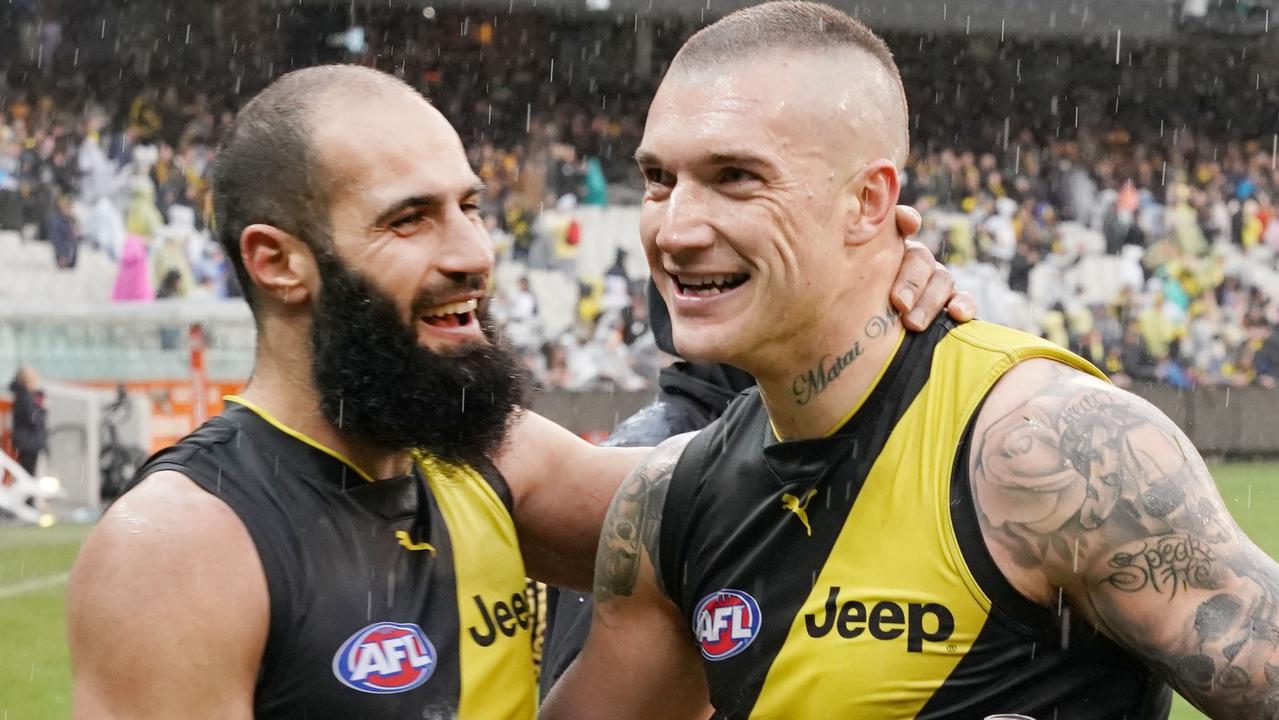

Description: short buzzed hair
[211,65,413,312]
[672,1,909,164]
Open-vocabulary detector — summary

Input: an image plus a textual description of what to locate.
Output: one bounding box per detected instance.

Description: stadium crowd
[1,3,1277,391]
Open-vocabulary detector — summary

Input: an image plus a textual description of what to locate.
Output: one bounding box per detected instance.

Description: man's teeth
[423,299,478,318]
[677,274,747,296]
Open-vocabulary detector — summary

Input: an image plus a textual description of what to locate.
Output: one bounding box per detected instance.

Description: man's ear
[240,224,319,307]
[844,160,901,248]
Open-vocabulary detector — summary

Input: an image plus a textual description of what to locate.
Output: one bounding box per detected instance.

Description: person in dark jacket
[9,366,48,476]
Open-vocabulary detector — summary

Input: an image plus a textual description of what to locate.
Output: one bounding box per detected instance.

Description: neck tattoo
[791,306,899,406]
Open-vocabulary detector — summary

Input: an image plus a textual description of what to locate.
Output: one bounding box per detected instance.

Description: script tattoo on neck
[791,307,899,406]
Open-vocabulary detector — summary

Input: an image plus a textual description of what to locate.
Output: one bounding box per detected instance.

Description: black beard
[309,254,528,468]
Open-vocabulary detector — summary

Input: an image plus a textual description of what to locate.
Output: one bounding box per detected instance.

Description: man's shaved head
[211,64,419,311]
[670,1,909,166]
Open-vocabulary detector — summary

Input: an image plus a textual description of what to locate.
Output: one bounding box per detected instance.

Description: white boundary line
[0,572,70,600]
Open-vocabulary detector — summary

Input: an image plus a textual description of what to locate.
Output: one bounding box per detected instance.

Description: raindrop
[550,59,555,83]
[461,387,466,413]
[185,24,191,45]
[1114,29,1121,65]
[1060,606,1071,649]
[367,590,373,620]
[1225,388,1231,407]
[1072,538,1080,573]
[73,47,79,67]
[338,397,345,428]
[1056,586,1064,616]
[100,18,106,39]
[1000,18,1005,42]
[965,15,970,34]
[1248,483,1253,509]
[216,468,222,495]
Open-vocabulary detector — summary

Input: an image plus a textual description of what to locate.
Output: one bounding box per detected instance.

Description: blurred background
[1,1,1278,717]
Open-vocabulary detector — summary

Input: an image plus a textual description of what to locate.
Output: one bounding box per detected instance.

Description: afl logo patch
[693,589,761,661]
[332,622,436,694]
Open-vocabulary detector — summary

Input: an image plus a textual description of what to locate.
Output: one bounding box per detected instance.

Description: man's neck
[238,346,414,481]
[752,302,904,442]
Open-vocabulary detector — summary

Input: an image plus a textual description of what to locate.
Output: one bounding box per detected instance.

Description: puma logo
[395,530,437,554]
[781,488,817,537]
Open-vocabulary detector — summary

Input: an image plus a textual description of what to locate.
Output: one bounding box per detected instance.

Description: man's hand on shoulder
[972,359,1279,719]
[890,204,976,331]
[68,472,267,720]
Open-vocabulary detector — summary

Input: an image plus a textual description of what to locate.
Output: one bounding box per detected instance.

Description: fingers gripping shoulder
[594,434,693,603]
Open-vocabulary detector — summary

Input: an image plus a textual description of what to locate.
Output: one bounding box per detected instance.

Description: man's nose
[437,209,495,277]
[654,182,716,256]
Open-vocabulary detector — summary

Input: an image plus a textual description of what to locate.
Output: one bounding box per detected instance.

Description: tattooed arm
[542,435,712,720]
[971,359,1279,719]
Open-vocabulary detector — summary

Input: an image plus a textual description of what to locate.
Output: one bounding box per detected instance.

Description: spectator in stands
[7,366,47,477]
[43,193,79,268]
[124,180,164,241]
[111,234,153,302]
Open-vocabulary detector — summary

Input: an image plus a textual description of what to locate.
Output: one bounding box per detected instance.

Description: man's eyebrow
[633,149,774,169]
[706,151,773,168]
[373,182,488,226]
[634,149,660,166]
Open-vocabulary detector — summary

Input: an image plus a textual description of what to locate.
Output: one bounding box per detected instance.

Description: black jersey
[126,397,536,719]
[657,321,1172,719]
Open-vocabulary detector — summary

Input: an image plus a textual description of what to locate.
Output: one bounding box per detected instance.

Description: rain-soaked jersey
[125,397,535,719]
[657,320,1173,720]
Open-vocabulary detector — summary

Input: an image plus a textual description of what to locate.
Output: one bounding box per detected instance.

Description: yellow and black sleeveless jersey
[125,397,535,719]
[657,320,1173,720]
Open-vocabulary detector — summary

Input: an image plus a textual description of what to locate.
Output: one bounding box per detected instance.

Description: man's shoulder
[91,470,261,571]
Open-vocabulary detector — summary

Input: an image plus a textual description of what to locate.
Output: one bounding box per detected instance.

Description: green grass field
[2,463,1278,719]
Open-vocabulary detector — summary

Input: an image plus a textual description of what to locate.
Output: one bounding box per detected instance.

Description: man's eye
[719,167,757,184]
[461,202,482,215]
[644,168,672,186]
[390,213,424,233]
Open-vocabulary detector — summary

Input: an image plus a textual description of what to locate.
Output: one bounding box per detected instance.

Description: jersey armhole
[137,460,295,680]
[947,404,1054,634]
[656,434,706,612]
[472,457,515,516]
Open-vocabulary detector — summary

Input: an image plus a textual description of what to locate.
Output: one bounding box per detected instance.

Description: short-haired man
[546,4,1279,719]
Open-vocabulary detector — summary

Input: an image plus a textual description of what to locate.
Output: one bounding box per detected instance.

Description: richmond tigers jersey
[657,320,1172,720]
[125,397,536,719]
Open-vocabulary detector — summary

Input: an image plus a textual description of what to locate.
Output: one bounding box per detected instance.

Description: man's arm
[542,436,712,720]
[68,472,268,719]
[496,411,649,590]
[971,360,1279,718]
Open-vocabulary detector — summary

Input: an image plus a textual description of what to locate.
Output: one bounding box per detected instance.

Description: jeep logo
[804,586,955,653]
[467,593,530,647]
